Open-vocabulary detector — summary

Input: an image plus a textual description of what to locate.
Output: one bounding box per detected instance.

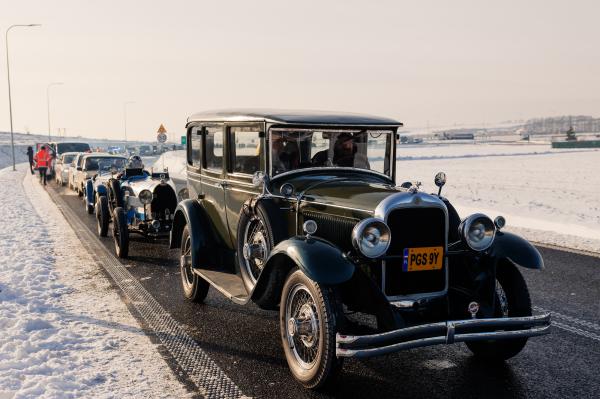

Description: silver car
[54,152,79,186]
[73,154,128,196]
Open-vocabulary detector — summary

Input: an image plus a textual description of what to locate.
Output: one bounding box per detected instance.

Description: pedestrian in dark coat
[26,146,34,174]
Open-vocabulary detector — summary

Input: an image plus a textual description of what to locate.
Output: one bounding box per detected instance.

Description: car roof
[81,153,127,158]
[187,108,403,126]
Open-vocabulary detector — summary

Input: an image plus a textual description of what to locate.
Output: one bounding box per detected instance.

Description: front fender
[490,231,544,270]
[85,180,95,205]
[169,199,214,268]
[264,236,355,285]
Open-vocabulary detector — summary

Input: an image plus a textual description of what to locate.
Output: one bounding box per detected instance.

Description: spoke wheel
[242,216,270,285]
[280,269,343,389]
[180,225,209,303]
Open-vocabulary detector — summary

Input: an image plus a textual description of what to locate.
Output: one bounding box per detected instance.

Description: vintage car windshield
[270,129,393,177]
[85,157,127,171]
[62,154,76,164]
[56,142,91,153]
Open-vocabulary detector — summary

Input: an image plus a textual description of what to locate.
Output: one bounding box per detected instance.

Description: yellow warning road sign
[157,124,167,134]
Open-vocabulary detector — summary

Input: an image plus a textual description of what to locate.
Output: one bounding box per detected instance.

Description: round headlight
[352,218,391,258]
[139,189,153,204]
[459,213,496,251]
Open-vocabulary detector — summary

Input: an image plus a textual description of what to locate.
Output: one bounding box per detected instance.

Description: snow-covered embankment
[0,165,190,398]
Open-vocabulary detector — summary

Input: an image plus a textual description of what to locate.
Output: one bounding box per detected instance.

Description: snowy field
[0,165,190,398]
[156,143,600,253]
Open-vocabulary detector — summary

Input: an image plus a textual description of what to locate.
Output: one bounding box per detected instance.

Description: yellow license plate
[402,246,443,272]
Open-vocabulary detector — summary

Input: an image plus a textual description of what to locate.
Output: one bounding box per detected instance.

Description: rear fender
[169,199,214,268]
[490,231,544,270]
[262,236,355,285]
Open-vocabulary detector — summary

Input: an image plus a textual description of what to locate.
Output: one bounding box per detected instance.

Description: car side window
[230,127,261,175]
[188,126,202,167]
[204,126,223,171]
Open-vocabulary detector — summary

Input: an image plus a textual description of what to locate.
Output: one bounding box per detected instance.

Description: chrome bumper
[336,313,551,358]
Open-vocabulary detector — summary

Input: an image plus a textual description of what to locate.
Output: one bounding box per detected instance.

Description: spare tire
[237,200,287,295]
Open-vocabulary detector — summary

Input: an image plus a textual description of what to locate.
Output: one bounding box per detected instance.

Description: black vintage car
[170,109,550,389]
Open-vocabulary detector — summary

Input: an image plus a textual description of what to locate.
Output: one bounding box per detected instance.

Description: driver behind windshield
[312,133,370,169]
[271,132,300,174]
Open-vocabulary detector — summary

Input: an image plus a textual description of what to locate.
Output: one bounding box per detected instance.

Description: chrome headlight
[139,189,153,205]
[352,218,391,258]
[459,213,496,251]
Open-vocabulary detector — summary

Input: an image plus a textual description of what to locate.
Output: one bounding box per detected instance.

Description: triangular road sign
[157,124,167,134]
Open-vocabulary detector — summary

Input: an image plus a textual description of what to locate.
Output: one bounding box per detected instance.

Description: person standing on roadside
[34,145,51,185]
[26,146,34,174]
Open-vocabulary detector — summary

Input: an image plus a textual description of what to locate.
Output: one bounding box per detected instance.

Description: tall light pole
[123,101,135,145]
[5,24,41,171]
[47,82,63,141]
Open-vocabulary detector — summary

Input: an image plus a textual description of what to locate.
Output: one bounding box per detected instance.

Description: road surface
[48,182,599,398]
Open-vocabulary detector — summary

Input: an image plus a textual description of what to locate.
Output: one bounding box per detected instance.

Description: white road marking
[535,306,600,342]
[48,187,246,399]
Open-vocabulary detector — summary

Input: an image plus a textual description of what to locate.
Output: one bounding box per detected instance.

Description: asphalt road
[50,183,600,399]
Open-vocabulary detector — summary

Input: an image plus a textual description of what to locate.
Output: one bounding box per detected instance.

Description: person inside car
[271,132,300,174]
[116,155,146,179]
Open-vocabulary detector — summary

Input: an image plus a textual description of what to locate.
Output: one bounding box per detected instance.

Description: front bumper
[336,313,551,358]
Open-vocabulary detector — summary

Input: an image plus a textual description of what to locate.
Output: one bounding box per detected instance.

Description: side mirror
[434,171,446,196]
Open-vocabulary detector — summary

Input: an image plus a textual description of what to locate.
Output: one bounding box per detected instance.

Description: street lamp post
[47,82,63,141]
[123,101,135,146]
[5,24,41,171]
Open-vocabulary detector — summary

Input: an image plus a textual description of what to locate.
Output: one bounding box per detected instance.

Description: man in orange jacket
[34,145,52,185]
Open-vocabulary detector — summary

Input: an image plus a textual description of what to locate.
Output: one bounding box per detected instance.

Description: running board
[192,268,249,305]
[336,313,551,358]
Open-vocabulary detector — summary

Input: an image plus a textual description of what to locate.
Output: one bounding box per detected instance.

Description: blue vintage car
[92,165,178,258]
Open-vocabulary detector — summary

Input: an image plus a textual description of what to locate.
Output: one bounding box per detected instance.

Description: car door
[224,123,264,246]
[200,124,232,250]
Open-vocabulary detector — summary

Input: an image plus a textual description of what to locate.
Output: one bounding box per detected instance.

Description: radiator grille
[302,211,358,252]
[385,207,446,296]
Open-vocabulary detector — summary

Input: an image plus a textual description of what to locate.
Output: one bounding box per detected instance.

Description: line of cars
[54,148,180,258]
[54,110,552,391]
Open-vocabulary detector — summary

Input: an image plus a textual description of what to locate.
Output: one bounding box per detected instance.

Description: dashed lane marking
[535,306,600,342]
[534,306,600,332]
[46,187,246,399]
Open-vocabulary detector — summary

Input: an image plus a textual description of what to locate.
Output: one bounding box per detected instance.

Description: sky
[1,0,599,141]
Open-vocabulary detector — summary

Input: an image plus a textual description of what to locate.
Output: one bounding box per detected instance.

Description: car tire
[112,207,129,258]
[96,195,110,237]
[180,225,210,303]
[280,269,343,390]
[466,262,532,360]
[237,200,286,295]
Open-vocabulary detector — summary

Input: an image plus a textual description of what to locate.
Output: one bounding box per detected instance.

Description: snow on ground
[393,143,600,253]
[157,144,600,253]
[0,164,191,398]
[153,151,187,179]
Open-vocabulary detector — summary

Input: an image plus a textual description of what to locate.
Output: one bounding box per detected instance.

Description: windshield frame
[268,127,395,181]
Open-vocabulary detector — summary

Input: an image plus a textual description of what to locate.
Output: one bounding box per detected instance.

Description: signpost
[181,136,187,145]
[157,124,167,143]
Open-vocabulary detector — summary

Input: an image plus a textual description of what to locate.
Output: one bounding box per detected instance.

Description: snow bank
[152,145,600,253]
[393,144,600,253]
[153,150,186,180]
[0,165,191,398]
